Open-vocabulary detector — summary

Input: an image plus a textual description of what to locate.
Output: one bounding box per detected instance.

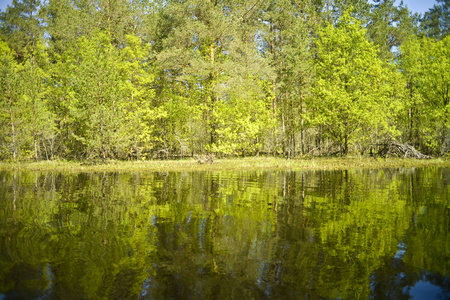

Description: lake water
[0,168,449,299]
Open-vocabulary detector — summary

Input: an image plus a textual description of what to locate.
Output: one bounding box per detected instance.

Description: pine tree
[421,0,450,40]
[0,0,43,62]
[261,0,317,157]
[0,39,20,159]
[367,0,415,61]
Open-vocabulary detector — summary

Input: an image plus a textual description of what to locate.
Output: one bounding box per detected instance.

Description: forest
[0,0,449,161]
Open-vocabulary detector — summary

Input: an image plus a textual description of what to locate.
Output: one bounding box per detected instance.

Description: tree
[398,35,450,155]
[45,0,135,54]
[152,0,275,156]
[208,0,274,156]
[120,34,157,159]
[421,0,450,40]
[211,78,274,156]
[367,0,417,61]
[397,35,426,149]
[19,42,55,161]
[416,36,450,154]
[0,39,20,159]
[155,0,229,152]
[64,32,128,161]
[261,0,317,157]
[1,38,55,161]
[314,10,395,155]
[329,0,372,24]
[0,0,43,62]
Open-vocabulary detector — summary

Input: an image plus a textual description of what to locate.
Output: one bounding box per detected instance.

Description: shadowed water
[0,168,449,299]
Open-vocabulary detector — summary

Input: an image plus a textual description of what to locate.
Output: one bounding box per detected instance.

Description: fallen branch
[377,142,432,159]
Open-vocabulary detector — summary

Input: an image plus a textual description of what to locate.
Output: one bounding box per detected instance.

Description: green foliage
[0,38,55,160]
[0,0,43,62]
[264,0,317,157]
[398,35,450,155]
[208,78,274,156]
[120,34,157,159]
[421,0,450,40]
[70,32,129,160]
[314,11,396,154]
[0,0,448,160]
[0,39,21,159]
[367,0,417,61]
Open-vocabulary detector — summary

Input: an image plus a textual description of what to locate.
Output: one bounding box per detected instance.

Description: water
[0,168,449,299]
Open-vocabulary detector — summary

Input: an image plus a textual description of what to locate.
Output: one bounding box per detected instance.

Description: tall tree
[0,39,20,160]
[64,32,128,161]
[44,0,86,54]
[153,0,274,156]
[399,35,450,155]
[155,0,230,153]
[0,0,43,62]
[397,35,425,149]
[19,42,55,161]
[330,0,372,24]
[209,0,273,156]
[45,0,135,56]
[421,0,450,40]
[367,0,415,60]
[1,38,54,161]
[418,36,450,154]
[261,0,317,157]
[314,10,395,155]
[120,34,157,159]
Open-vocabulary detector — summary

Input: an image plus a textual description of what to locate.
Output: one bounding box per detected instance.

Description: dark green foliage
[367,0,417,60]
[421,0,450,39]
[0,0,42,61]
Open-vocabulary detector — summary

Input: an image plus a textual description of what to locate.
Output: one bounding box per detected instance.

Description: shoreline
[0,157,449,173]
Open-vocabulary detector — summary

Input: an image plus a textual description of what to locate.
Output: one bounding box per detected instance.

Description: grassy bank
[0,157,449,173]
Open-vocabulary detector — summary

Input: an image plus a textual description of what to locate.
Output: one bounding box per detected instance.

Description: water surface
[0,168,449,299]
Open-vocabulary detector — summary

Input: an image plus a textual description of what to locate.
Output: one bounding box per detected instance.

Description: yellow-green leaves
[398,35,450,154]
[314,11,397,154]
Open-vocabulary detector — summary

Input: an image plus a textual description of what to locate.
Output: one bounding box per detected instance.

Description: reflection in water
[0,168,449,299]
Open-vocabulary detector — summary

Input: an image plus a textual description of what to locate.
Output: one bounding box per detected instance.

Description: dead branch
[377,142,432,159]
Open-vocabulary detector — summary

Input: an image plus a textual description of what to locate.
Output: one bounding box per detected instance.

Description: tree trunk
[281,96,286,157]
[344,134,348,155]
[33,105,38,161]
[98,80,106,163]
[209,42,217,148]
[408,78,414,144]
[31,56,38,162]
[291,93,295,157]
[7,81,16,160]
[300,92,305,155]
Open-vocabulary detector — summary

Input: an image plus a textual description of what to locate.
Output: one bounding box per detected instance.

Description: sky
[0,0,439,15]
[391,0,437,14]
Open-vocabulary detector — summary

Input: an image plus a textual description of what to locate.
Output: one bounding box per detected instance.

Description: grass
[0,156,449,173]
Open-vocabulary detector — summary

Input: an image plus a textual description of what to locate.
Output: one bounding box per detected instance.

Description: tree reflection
[0,168,448,299]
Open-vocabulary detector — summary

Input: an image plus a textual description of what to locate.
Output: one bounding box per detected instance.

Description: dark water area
[0,167,449,299]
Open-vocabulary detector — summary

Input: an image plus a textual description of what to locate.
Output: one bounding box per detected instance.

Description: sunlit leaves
[398,35,450,154]
[314,11,397,154]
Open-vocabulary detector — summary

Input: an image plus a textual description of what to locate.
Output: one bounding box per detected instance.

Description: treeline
[0,0,449,161]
